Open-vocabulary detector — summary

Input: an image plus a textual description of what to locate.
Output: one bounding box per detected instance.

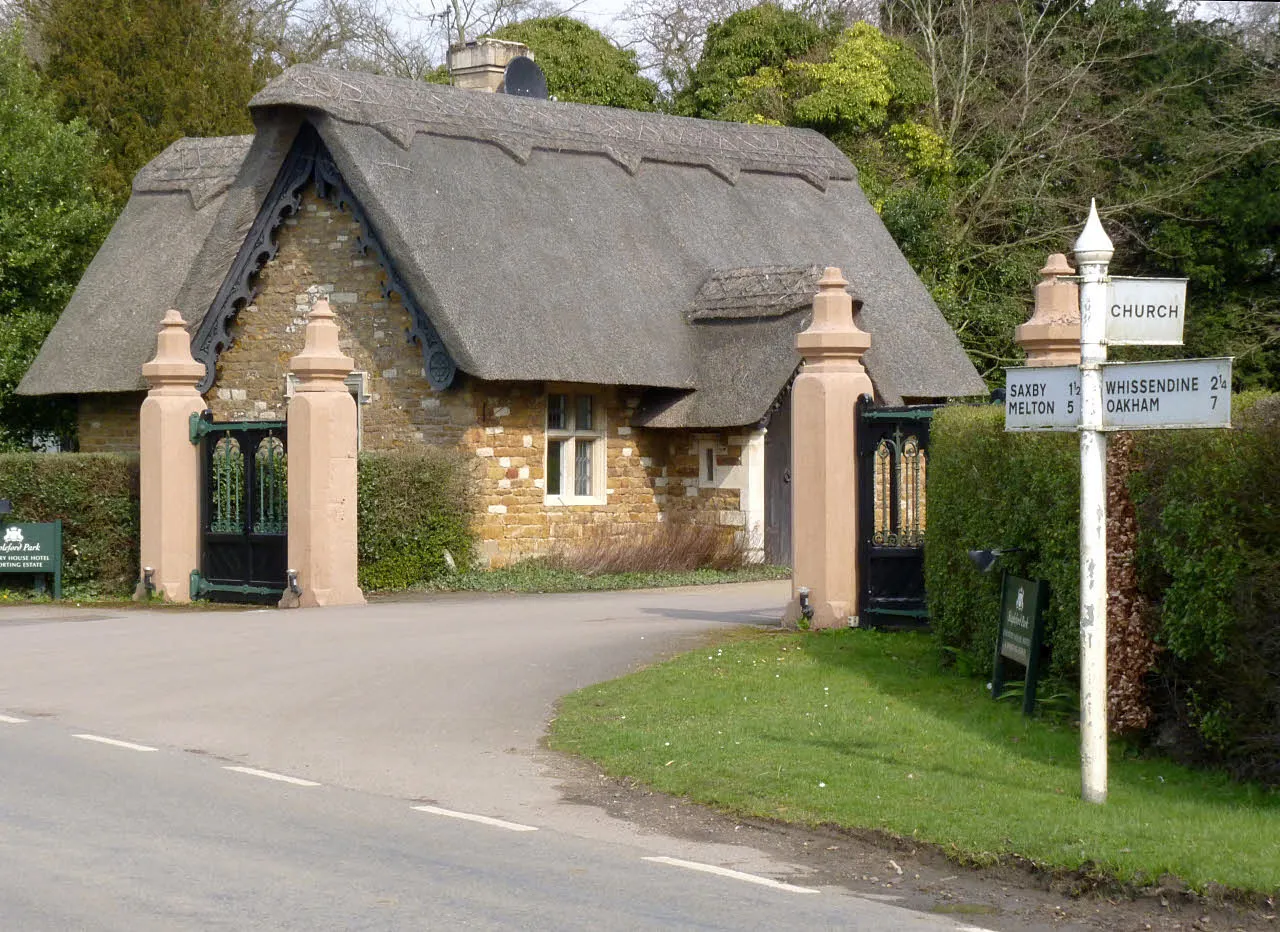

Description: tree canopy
[675,3,822,117]
[490,17,660,111]
[22,0,271,200]
[0,25,113,448]
[670,0,1279,389]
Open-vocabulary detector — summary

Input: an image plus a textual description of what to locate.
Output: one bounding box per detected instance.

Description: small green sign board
[0,520,63,599]
[992,573,1048,716]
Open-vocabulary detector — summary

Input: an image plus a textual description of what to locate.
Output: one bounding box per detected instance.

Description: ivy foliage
[490,17,659,111]
[0,26,114,450]
[356,448,477,591]
[23,0,272,201]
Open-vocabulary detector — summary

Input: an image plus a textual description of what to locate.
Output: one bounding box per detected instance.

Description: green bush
[924,404,1080,681]
[926,394,1280,784]
[0,452,139,594]
[356,448,477,591]
[1131,393,1280,783]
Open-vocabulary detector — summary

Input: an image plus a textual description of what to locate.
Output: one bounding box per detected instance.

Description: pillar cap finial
[1074,199,1114,265]
[290,297,354,387]
[1040,253,1075,278]
[796,265,870,360]
[141,308,205,388]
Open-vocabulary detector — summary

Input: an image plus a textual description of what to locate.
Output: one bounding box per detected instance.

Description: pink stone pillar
[783,268,874,629]
[136,310,207,602]
[280,298,365,609]
[1015,253,1081,366]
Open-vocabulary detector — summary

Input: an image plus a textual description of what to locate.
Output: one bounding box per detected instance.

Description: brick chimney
[447,38,533,93]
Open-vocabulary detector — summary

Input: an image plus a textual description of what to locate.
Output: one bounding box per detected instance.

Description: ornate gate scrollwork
[871,428,928,548]
[857,398,938,627]
[190,412,289,603]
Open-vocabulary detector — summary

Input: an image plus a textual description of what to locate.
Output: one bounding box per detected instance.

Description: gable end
[192,125,456,393]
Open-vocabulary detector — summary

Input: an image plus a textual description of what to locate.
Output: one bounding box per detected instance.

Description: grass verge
[548,627,1280,897]
[446,562,790,593]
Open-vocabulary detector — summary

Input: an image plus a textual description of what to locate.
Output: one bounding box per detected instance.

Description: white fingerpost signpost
[1003,201,1232,805]
[1075,202,1111,806]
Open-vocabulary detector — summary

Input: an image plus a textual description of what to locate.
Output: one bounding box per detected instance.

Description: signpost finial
[1074,199,1114,265]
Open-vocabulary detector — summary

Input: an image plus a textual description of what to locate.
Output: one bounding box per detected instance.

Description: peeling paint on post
[1075,201,1113,804]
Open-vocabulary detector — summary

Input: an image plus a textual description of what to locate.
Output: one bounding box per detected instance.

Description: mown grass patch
[549,628,1280,895]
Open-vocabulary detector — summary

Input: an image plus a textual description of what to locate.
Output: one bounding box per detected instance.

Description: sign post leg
[1075,201,1113,804]
[53,519,62,600]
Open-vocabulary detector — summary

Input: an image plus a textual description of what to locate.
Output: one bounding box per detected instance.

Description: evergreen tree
[23,0,271,200]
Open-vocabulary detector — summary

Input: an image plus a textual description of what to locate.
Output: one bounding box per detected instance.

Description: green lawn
[549,628,1280,896]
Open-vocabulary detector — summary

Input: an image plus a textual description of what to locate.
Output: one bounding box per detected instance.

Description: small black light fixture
[143,566,156,596]
[967,547,1024,574]
[286,569,302,597]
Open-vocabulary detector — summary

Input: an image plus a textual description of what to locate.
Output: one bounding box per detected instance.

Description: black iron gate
[190,412,288,603]
[856,397,938,628]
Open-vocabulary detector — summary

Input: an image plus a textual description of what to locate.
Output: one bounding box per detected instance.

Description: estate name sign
[993,574,1049,718]
[0,520,63,598]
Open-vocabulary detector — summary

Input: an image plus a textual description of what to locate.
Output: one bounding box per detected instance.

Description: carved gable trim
[192,125,457,393]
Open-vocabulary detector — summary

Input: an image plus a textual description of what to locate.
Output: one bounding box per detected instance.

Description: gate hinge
[190,570,210,600]
[190,410,214,445]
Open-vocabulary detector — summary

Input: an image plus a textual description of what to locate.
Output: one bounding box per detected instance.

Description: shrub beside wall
[356,448,477,591]
[0,453,140,594]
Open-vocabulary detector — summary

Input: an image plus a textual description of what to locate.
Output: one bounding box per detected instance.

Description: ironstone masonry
[78,189,749,566]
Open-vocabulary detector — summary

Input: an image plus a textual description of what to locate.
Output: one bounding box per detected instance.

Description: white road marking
[223,766,320,787]
[0,714,28,724]
[72,734,157,752]
[412,805,538,832]
[642,857,820,894]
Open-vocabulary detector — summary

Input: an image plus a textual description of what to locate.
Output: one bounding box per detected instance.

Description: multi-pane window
[546,392,603,502]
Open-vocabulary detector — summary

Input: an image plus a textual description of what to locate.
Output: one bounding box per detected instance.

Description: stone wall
[206,189,475,449]
[78,392,146,452]
[466,384,748,564]
[87,184,755,566]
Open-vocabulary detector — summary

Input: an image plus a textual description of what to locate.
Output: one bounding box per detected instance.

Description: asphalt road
[0,584,995,930]
[0,715,990,930]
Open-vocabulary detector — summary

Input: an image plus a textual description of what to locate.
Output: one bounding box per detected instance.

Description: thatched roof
[20,65,984,425]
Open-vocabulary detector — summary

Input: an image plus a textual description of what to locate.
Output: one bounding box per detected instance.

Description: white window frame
[544,390,606,506]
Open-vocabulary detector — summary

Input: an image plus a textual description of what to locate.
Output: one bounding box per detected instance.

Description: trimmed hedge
[356,448,477,591]
[926,395,1280,783]
[0,446,478,597]
[924,404,1080,680]
[0,453,140,594]
[1130,394,1280,783]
